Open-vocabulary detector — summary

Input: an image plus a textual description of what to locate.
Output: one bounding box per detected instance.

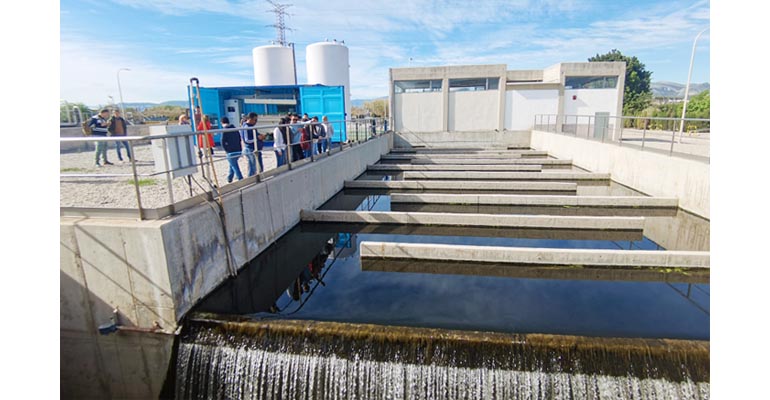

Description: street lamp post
[678,27,709,143]
[117,68,131,117]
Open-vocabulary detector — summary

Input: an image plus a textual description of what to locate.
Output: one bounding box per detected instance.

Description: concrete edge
[359,241,710,268]
[300,210,645,230]
[389,193,679,208]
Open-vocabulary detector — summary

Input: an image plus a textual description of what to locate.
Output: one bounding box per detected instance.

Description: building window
[448,77,499,92]
[565,76,618,89]
[394,80,443,94]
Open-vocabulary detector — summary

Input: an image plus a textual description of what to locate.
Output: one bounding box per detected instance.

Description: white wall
[448,91,499,131]
[563,88,619,117]
[394,92,444,132]
[505,89,559,130]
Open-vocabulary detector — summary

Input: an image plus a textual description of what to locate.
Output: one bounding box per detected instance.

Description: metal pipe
[128,142,144,220]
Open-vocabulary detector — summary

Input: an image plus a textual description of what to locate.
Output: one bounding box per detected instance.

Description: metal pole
[678,27,709,143]
[117,68,130,117]
[641,124,647,150]
[128,142,144,220]
[161,138,176,209]
[286,124,294,170]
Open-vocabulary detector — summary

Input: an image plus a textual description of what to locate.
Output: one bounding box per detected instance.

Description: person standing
[240,112,265,176]
[273,117,290,167]
[220,117,243,183]
[178,114,190,125]
[89,109,113,166]
[196,115,214,155]
[322,115,334,153]
[108,109,131,161]
[289,115,305,162]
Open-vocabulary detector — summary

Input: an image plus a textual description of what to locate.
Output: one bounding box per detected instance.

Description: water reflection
[193,226,709,340]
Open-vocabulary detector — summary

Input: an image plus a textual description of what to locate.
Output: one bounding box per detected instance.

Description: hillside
[651,82,710,99]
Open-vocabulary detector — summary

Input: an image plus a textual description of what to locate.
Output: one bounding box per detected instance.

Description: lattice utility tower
[267,0,293,46]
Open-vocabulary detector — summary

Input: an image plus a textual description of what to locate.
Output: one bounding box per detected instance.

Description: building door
[593,112,610,140]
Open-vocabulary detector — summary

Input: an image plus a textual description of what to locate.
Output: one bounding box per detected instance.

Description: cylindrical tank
[252,44,296,86]
[306,41,351,118]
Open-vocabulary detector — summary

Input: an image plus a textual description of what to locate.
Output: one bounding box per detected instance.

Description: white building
[389,62,626,135]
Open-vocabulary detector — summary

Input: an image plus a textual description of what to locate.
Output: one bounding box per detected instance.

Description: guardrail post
[160,138,176,212]
[128,141,145,220]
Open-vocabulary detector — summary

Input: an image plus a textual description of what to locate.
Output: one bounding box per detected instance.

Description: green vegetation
[61,167,86,172]
[127,179,157,187]
[352,99,389,118]
[589,50,709,131]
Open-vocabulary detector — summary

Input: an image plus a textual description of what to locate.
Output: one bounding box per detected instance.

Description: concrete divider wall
[394,130,530,149]
[530,130,710,218]
[59,133,392,398]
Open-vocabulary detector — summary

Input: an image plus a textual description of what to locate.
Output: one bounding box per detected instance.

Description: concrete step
[390,193,678,208]
[343,180,578,193]
[382,151,548,160]
[402,171,611,181]
[389,148,536,155]
[408,158,571,166]
[359,242,710,283]
[368,164,542,172]
[300,210,645,231]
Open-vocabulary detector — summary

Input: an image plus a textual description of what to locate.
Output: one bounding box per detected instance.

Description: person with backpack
[89,109,113,166]
[220,117,243,183]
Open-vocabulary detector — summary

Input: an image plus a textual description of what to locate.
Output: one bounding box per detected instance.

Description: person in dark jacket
[89,109,113,166]
[108,109,131,161]
[220,117,243,183]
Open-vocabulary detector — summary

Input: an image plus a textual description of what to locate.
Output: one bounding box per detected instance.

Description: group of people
[186,110,335,184]
[88,109,132,167]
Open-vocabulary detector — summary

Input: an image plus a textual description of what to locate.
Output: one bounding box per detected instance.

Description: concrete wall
[60,133,393,398]
[394,130,531,149]
[448,91,499,131]
[505,88,559,130]
[563,88,620,118]
[531,130,709,218]
[394,92,444,132]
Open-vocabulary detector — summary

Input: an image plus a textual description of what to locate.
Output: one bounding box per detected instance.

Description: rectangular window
[449,77,499,92]
[564,76,618,89]
[394,80,442,94]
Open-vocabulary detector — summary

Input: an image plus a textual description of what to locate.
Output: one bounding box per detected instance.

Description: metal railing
[533,114,710,161]
[60,117,390,220]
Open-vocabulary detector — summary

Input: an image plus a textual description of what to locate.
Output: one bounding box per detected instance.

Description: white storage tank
[252,44,296,86]
[306,40,351,118]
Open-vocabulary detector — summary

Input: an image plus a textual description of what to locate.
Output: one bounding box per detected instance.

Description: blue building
[187,84,347,145]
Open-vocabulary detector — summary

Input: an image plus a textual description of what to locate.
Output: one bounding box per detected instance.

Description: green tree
[362,99,389,117]
[60,101,92,123]
[589,49,653,115]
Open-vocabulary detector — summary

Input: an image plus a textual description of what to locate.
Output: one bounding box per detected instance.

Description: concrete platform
[367,164,542,172]
[382,152,548,160]
[389,149,541,155]
[402,171,611,181]
[343,180,578,193]
[300,210,645,231]
[360,242,710,283]
[390,203,679,217]
[390,194,678,208]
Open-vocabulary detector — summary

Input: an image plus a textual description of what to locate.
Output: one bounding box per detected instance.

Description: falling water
[174,318,708,400]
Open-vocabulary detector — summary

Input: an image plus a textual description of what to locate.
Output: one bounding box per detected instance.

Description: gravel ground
[60,143,281,209]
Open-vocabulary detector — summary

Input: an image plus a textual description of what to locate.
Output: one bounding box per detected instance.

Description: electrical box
[149,125,198,178]
[225,99,242,125]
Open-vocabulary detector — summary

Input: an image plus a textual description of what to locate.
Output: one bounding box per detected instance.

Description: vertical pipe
[286,123,294,170]
[161,138,175,209]
[641,123,647,150]
[128,141,144,220]
[670,124,677,155]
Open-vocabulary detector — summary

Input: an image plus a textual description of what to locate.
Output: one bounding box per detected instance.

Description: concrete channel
[343,180,578,194]
[359,241,710,284]
[389,193,679,208]
[407,158,572,167]
[300,210,645,231]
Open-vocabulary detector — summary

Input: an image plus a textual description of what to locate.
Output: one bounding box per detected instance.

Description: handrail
[60,117,389,220]
[533,114,709,161]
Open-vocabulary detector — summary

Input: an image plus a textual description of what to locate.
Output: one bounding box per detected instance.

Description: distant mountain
[118,101,188,110]
[651,82,709,99]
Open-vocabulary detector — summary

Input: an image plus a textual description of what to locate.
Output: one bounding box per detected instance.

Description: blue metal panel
[299,86,346,142]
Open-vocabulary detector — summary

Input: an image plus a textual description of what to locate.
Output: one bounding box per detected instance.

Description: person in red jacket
[196,115,215,155]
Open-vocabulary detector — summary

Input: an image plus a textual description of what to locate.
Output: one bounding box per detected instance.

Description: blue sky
[60,0,710,106]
